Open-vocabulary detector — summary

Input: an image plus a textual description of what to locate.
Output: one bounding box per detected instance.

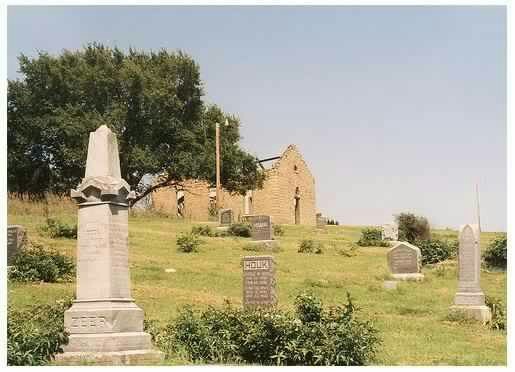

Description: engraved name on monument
[242,255,277,308]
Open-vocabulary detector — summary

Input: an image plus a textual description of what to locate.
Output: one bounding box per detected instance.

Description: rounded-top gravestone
[387,242,424,281]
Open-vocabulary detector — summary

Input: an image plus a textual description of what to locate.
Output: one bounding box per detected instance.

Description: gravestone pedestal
[450,224,491,322]
[56,126,163,365]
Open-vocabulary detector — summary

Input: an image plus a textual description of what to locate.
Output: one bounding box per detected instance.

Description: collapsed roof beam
[258,156,281,163]
[257,155,281,170]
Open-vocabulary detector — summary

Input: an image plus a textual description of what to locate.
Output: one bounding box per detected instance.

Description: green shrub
[8,298,72,365]
[242,242,281,253]
[191,225,214,237]
[395,212,431,243]
[485,296,506,331]
[228,223,252,237]
[298,239,323,254]
[176,232,202,253]
[40,218,77,239]
[357,228,390,247]
[8,243,75,282]
[273,224,284,236]
[294,291,323,323]
[149,292,380,365]
[415,239,457,265]
[483,234,507,269]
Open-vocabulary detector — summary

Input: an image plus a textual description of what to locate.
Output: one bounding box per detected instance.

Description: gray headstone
[218,208,233,226]
[242,215,273,241]
[57,125,163,364]
[450,224,491,322]
[387,242,423,280]
[242,255,277,308]
[381,224,398,241]
[316,213,327,228]
[7,225,26,265]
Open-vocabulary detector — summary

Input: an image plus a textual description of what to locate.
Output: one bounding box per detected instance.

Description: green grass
[7,198,507,366]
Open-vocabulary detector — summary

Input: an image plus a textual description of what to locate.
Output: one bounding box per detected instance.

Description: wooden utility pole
[215,122,221,209]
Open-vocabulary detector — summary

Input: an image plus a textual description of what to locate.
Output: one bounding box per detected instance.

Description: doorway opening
[294,187,300,225]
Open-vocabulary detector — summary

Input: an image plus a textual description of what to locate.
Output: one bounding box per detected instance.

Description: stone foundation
[449,305,492,323]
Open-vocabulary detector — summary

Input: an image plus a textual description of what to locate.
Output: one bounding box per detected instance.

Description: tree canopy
[7,43,264,204]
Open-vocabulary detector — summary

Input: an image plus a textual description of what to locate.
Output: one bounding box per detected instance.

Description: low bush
[8,243,75,282]
[415,239,457,265]
[8,298,73,365]
[485,296,506,331]
[228,223,252,237]
[357,228,390,247]
[273,224,284,236]
[148,292,380,365]
[176,233,203,253]
[298,239,323,254]
[242,242,281,253]
[40,218,77,239]
[395,212,431,243]
[483,234,507,269]
[191,225,214,237]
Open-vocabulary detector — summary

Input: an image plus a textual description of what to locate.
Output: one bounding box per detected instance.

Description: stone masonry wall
[151,145,316,225]
[256,145,316,225]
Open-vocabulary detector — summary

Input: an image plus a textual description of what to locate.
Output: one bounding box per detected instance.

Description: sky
[7,5,507,231]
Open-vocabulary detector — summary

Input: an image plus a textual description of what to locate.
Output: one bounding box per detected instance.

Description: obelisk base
[450,292,492,322]
[57,300,164,365]
[55,348,164,366]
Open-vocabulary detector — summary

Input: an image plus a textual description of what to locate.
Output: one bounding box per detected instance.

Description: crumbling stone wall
[151,145,316,225]
[253,145,316,225]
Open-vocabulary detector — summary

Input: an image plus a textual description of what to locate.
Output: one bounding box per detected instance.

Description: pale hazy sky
[7,6,507,231]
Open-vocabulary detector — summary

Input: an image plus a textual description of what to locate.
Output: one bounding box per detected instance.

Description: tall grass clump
[8,298,72,365]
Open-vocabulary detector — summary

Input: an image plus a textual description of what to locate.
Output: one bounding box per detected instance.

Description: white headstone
[450,224,491,322]
[382,224,398,241]
[57,125,163,364]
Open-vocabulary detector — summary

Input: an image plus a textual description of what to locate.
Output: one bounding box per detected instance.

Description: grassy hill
[7,197,506,365]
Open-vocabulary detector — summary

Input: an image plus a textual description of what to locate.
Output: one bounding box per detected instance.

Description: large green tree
[8,43,264,204]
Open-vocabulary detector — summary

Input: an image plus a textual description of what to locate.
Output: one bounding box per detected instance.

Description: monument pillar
[450,224,491,322]
[57,125,163,364]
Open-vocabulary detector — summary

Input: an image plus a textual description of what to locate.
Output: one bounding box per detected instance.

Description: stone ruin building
[150,144,317,225]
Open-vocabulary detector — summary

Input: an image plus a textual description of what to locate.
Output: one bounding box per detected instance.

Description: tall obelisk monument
[57,125,163,364]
